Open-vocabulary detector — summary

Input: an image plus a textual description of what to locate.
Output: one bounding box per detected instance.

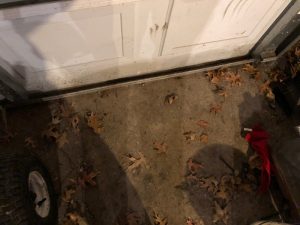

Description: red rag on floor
[245,125,271,193]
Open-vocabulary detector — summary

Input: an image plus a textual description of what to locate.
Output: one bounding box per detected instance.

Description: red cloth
[245,125,271,192]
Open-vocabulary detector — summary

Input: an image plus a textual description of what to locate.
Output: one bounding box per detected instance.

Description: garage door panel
[163,0,291,55]
[0,10,124,72]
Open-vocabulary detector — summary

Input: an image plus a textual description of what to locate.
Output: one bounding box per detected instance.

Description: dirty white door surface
[0,0,291,92]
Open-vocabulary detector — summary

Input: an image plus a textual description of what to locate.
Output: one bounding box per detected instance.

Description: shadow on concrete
[184,144,277,225]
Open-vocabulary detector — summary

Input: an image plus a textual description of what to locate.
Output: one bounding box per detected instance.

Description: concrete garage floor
[0,63,295,225]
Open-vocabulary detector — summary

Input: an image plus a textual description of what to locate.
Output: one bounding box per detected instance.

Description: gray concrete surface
[0,64,295,225]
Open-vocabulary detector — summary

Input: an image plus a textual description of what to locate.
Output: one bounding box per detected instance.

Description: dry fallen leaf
[86,112,103,134]
[153,141,168,154]
[210,104,222,115]
[165,93,178,105]
[215,175,234,201]
[57,132,68,149]
[62,187,76,203]
[215,187,229,201]
[218,90,228,98]
[206,70,216,80]
[25,137,37,148]
[206,68,227,85]
[253,72,262,81]
[42,125,60,140]
[259,80,271,94]
[196,120,208,128]
[77,170,99,188]
[187,158,203,174]
[225,71,242,86]
[186,217,195,225]
[242,64,262,81]
[199,176,218,194]
[126,152,149,173]
[199,133,208,144]
[50,106,61,125]
[213,201,229,225]
[211,76,220,85]
[242,64,258,75]
[51,115,61,125]
[70,163,100,188]
[153,212,168,225]
[184,131,197,141]
[184,132,208,143]
[214,86,228,99]
[67,212,88,225]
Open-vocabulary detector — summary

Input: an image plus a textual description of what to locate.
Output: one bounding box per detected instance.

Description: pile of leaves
[206,68,242,87]
[41,101,106,150]
[42,102,77,149]
[242,64,277,103]
[206,68,242,97]
[60,162,99,225]
[204,68,243,120]
[185,158,258,225]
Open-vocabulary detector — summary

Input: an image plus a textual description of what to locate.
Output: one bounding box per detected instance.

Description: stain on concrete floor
[0,64,295,225]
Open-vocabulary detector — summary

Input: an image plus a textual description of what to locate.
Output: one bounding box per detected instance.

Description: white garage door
[0,0,292,92]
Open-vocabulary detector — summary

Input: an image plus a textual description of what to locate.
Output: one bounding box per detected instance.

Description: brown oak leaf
[165,94,178,105]
[210,104,222,115]
[153,212,168,225]
[196,120,208,128]
[57,132,68,149]
[199,176,218,194]
[62,187,76,203]
[225,71,242,86]
[67,212,88,225]
[25,137,37,148]
[42,125,60,140]
[86,112,103,134]
[242,64,258,75]
[153,141,168,154]
[259,80,271,94]
[187,158,203,174]
[213,201,229,225]
[186,218,195,225]
[71,115,80,134]
[126,152,149,173]
[183,131,197,141]
[199,133,208,144]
